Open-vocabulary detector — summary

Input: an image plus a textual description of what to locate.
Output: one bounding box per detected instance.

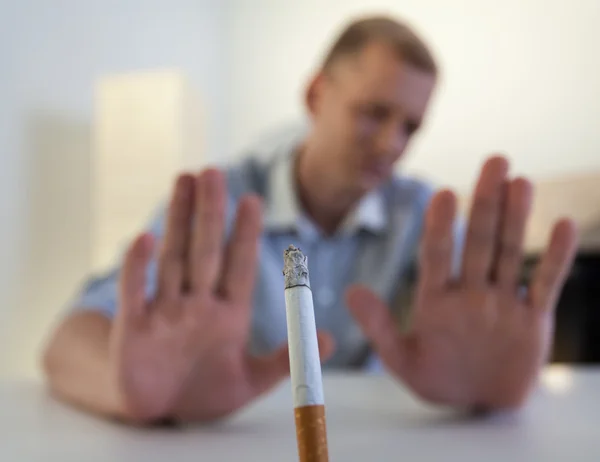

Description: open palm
[346,156,578,410]
[110,171,333,423]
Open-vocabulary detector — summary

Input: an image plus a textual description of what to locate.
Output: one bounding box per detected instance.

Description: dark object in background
[523,250,600,364]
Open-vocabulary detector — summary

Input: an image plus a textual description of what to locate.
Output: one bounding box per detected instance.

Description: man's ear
[304,71,326,118]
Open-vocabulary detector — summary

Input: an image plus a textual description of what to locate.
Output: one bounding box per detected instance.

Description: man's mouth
[361,160,391,179]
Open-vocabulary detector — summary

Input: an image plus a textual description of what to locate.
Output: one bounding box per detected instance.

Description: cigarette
[282,245,329,462]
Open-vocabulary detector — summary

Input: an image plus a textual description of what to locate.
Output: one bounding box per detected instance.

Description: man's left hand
[346,156,578,410]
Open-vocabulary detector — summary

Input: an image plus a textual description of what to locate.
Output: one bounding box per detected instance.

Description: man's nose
[374,121,407,157]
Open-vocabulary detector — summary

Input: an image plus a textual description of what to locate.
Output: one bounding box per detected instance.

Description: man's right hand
[110,169,334,423]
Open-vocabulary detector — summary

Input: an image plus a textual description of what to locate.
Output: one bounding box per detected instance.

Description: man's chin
[358,169,391,191]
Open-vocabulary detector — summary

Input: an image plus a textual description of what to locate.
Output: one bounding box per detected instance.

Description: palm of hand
[402,288,552,408]
[113,293,251,422]
[110,171,306,423]
[347,157,577,410]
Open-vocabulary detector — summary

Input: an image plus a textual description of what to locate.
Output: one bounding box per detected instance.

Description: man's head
[304,15,438,195]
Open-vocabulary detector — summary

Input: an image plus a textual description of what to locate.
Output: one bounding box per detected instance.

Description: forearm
[41,311,127,421]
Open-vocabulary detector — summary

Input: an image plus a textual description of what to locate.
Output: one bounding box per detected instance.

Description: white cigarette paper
[283,245,324,408]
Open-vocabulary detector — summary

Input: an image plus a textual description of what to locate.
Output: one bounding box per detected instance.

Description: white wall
[0,0,228,377]
[0,11,26,372]
[227,0,600,191]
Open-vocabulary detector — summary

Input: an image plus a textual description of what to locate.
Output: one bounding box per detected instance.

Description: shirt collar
[264,148,389,236]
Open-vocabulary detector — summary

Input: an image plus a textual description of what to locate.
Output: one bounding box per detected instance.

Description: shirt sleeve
[450,213,467,277]
[362,351,387,374]
[66,206,167,319]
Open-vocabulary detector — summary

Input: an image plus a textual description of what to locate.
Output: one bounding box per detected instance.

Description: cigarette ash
[282,244,311,289]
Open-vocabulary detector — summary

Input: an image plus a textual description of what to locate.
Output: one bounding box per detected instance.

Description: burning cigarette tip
[283,244,310,289]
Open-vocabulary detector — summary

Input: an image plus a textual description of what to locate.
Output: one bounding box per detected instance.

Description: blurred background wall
[0,0,599,377]
[0,0,229,376]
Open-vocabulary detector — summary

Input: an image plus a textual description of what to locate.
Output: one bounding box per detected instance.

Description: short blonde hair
[321,15,438,76]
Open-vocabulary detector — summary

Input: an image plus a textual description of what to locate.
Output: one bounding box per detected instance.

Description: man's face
[308,41,437,194]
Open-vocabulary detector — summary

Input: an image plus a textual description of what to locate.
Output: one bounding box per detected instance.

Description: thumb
[345,284,406,373]
[248,330,336,396]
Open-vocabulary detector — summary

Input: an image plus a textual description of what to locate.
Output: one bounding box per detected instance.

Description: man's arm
[41,207,168,423]
[41,311,130,420]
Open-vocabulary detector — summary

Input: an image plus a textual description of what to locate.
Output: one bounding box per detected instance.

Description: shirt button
[317,288,335,307]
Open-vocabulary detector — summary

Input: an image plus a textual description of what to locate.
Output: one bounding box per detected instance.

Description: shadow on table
[171,404,522,436]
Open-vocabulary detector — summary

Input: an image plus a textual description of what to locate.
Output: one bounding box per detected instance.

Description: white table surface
[2,366,599,461]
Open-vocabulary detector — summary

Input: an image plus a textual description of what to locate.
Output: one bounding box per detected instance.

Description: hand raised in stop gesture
[347,156,578,410]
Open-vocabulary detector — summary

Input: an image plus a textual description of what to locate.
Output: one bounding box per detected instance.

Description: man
[42,15,578,424]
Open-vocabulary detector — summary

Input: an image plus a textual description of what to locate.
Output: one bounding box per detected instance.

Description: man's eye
[363,105,390,122]
[404,120,420,136]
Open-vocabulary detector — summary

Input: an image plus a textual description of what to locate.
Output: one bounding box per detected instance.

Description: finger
[157,174,195,299]
[315,330,336,362]
[461,156,509,285]
[190,169,227,293]
[248,331,335,397]
[529,219,578,312]
[494,177,533,287]
[419,189,457,290]
[219,195,263,305]
[345,285,406,374]
[119,232,154,321]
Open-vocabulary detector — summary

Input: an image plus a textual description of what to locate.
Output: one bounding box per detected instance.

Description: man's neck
[294,144,362,236]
